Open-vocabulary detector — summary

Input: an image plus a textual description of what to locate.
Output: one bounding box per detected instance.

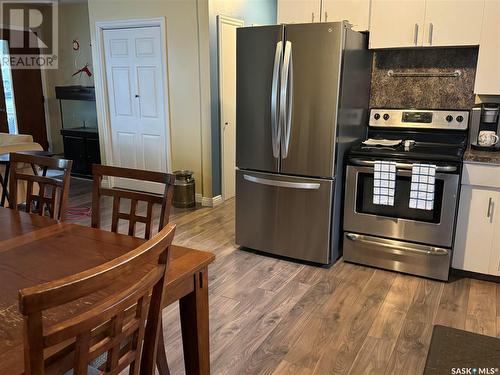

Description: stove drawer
[343,233,451,280]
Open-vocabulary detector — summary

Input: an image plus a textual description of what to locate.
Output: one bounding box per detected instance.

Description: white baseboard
[196,194,223,207]
[211,195,223,206]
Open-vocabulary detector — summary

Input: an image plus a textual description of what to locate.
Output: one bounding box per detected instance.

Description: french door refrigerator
[235,22,371,265]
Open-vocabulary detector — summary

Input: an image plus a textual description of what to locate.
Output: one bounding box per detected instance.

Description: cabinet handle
[414,23,419,46]
[487,197,493,218]
[324,12,328,22]
[311,12,315,22]
[428,23,434,45]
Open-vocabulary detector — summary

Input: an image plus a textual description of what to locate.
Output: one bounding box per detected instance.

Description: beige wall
[44,0,94,154]
[87,0,212,198]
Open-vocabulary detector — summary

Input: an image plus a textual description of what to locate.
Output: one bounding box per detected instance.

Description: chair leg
[156,318,170,375]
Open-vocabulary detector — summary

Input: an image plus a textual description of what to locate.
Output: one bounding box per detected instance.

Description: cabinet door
[277,0,321,24]
[423,0,484,47]
[474,0,500,95]
[369,0,426,48]
[85,137,101,174]
[321,0,370,31]
[489,194,500,276]
[453,186,497,274]
[63,136,87,175]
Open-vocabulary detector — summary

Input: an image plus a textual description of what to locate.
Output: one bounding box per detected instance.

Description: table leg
[1,163,10,207]
[179,267,210,375]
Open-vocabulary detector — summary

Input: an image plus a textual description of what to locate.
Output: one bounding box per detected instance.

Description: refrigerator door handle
[280,41,293,159]
[271,41,283,159]
[243,174,321,190]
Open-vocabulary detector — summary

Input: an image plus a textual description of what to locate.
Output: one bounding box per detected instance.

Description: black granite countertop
[464,148,500,166]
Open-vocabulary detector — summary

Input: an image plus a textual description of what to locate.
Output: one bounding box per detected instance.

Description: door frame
[94,17,173,179]
[217,15,244,200]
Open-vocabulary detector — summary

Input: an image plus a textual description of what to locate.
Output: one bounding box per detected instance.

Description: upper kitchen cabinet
[277,0,322,23]
[474,0,500,95]
[423,0,484,47]
[369,0,426,48]
[322,0,371,31]
[277,0,371,29]
[369,0,485,48]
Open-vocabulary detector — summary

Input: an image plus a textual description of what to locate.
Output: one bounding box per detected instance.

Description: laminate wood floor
[67,178,500,375]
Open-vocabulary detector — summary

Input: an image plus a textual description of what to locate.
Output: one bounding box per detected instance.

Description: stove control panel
[369,109,469,130]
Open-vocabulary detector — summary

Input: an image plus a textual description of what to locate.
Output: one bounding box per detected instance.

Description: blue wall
[209,0,277,196]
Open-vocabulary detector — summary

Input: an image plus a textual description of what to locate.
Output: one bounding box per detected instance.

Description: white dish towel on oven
[373,161,396,206]
[409,163,437,210]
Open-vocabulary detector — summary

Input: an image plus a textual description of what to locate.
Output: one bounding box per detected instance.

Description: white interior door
[103,26,169,193]
[218,16,243,200]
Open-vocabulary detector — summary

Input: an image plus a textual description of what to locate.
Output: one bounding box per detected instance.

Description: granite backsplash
[369,48,478,110]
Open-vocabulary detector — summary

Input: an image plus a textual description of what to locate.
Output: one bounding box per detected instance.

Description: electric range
[342,108,470,280]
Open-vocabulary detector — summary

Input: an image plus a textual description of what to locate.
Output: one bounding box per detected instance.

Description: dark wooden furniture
[92,164,176,373]
[91,164,176,240]
[60,128,100,177]
[20,222,176,375]
[56,86,99,178]
[0,150,55,207]
[0,207,214,375]
[8,153,72,220]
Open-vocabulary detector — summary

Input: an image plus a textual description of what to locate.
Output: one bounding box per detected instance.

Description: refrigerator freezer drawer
[343,233,451,280]
[236,170,334,264]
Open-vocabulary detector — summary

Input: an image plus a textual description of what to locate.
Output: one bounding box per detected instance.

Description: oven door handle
[345,233,449,256]
[349,158,457,173]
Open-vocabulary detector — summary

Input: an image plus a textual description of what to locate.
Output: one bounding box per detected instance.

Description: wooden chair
[19,223,176,375]
[91,164,176,240]
[91,164,176,374]
[9,153,72,221]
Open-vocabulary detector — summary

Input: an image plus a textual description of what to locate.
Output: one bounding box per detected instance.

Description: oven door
[343,162,460,247]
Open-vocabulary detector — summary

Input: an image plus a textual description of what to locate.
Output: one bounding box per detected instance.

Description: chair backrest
[9,153,72,221]
[19,223,176,375]
[91,165,176,239]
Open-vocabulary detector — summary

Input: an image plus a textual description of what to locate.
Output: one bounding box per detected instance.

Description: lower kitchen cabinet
[453,164,500,276]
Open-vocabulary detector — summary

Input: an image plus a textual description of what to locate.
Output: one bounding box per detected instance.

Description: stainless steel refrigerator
[235,21,371,265]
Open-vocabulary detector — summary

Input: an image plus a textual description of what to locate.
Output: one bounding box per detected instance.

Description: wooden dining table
[0,207,215,374]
